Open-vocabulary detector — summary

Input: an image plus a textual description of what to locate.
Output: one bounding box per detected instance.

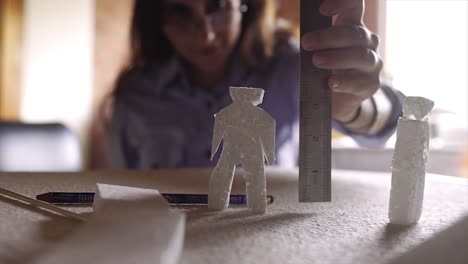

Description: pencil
[0,187,85,222]
[36,192,274,206]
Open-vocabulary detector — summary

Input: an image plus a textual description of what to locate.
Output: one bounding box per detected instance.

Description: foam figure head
[229,87,265,106]
[402,96,434,120]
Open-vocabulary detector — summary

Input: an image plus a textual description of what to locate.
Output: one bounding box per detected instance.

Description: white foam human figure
[389,96,434,225]
[208,87,275,214]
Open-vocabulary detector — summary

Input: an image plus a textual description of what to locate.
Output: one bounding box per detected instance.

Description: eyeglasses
[162,0,248,32]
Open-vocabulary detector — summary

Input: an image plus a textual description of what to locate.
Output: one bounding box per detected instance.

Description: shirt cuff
[340,87,394,135]
[333,83,405,148]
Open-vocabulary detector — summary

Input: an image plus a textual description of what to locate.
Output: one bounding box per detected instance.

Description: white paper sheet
[31,184,185,264]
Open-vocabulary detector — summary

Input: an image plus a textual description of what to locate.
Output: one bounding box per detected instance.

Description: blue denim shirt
[109,38,403,169]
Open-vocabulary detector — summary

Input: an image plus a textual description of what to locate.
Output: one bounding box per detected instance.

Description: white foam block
[32,184,185,264]
[93,183,170,213]
[389,96,434,225]
[208,87,276,214]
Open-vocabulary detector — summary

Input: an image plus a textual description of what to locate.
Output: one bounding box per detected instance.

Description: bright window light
[386,0,467,132]
[20,0,94,138]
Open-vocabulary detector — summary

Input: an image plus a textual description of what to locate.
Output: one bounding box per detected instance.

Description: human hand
[301,0,383,123]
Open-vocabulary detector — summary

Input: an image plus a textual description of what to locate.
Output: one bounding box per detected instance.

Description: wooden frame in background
[0,0,23,120]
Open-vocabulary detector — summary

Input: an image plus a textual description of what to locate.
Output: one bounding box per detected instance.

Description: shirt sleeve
[107,69,151,169]
[332,81,405,148]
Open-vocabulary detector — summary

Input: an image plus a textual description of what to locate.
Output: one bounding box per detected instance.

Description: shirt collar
[157,53,250,99]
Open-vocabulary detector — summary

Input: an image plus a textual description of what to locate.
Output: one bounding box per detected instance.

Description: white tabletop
[0,168,467,264]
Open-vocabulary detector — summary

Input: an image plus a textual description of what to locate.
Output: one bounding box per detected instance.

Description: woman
[104,0,403,169]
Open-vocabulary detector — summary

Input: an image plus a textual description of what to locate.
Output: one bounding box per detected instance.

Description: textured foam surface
[0,168,466,264]
[388,214,468,264]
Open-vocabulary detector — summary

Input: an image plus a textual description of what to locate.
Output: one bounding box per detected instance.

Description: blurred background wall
[0,0,310,161]
[20,0,94,139]
[0,0,466,175]
[93,0,132,112]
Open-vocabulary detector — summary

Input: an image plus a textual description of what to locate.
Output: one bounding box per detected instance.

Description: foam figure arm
[260,113,276,165]
[210,112,225,160]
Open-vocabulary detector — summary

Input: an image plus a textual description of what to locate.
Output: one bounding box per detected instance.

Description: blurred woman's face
[162,0,243,73]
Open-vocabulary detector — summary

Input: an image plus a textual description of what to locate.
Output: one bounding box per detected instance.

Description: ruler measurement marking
[299,0,332,203]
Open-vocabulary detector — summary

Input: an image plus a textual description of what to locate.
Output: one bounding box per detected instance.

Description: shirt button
[205,101,213,109]
[206,149,211,158]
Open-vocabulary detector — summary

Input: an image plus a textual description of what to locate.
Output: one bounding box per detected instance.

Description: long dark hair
[125,0,278,71]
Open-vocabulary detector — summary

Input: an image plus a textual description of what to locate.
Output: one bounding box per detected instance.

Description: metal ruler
[299,0,332,202]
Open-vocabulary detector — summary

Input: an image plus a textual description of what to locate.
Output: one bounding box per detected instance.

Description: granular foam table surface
[0,168,467,264]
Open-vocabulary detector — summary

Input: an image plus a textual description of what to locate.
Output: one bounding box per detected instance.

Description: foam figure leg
[208,152,236,210]
[243,159,266,214]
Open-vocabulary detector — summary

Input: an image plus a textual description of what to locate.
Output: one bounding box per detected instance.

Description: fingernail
[313,54,329,66]
[329,76,340,90]
[302,32,319,50]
